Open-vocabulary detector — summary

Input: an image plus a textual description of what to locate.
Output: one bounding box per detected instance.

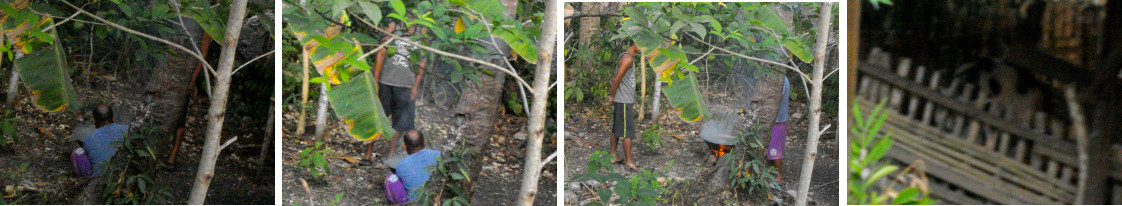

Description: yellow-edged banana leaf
[14,37,80,113]
[662,72,709,122]
[326,71,395,141]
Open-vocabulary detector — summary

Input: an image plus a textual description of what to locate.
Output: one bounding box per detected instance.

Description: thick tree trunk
[516,0,556,204]
[187,0,249,204]
[794,3,832,206]
[314,83,329,140]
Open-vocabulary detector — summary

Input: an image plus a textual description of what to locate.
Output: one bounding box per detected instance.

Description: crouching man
[71,104,129,177]
[384,130,441,204]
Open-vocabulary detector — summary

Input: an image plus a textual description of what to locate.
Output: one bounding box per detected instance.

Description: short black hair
[93,104,113,125]
[403,130,424,150]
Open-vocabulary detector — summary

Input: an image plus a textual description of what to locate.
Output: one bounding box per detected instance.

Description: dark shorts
[612,102,636,138]
[379,84,416,133]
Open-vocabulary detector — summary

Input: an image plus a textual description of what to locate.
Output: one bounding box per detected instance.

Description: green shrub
[570,151,668,206]
[101,125,172,204]
[297,141,331,178]
[640,124,663,150]
[727,120,777,194]
[421,139,472,206]
[0,110,18,148]
[848,100,933,205]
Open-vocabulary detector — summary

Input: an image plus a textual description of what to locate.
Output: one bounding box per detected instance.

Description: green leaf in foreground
[327,71,396,141]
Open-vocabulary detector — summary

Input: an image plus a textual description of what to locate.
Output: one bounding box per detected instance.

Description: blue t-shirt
[395,149,441,199]
[776,77,790,122]
[83,124,129,175]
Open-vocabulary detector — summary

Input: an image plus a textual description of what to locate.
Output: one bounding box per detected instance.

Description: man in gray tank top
[366,21,428,161]
[608,44,640,170]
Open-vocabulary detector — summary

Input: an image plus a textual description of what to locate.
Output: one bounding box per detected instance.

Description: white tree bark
[516,0,556,204]
[187,0,249,204]
[6,63,20,108]
[794,3,832,206]
[314,83,329,140]
[651,81,662,120]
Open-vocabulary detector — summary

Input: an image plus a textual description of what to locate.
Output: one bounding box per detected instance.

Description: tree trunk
[296,47,310,136]
[651,81,662,120]
[516,0,556,204]
[6,60,20,109]
[187,0,249,204]
[260,98,274,170]
[637,48,647,121]
[314,83,329,141]
[794,3,832,206]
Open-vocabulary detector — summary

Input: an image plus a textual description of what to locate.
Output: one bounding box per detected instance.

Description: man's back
[83,124,129,175]
[395,149,441,194]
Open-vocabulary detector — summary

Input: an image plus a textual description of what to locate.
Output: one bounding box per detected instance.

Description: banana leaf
[326,71,395,141]
[14,35,80,113]
[662,73,709,122]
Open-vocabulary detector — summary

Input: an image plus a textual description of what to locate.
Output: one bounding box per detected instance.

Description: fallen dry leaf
[34,182,47,187]
[338,156,358,164]
[672,134,686,140]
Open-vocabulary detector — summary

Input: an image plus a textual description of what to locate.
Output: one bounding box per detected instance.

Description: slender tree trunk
[187,0,249,204]
[516,0,556,204]
[6,52,24,109]
[6,63,20,108]
[794,3,832,206]
[296,49,310,135]
[651,81,662,120]
[260,98,274,170]
[637,49,646,121]
[314,83,329,141]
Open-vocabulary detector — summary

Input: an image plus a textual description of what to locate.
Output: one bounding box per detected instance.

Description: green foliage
[570,152,668,206]
[15,43,81,113]
[328,193,343,206]
[727,120,776,194]
[639,124,662,150]
[101,125,173,205]
[284,0,546,141]
[421,140,472,206]
[505,92,523,116]
[298,141,332,178]
[9,162,27,183]
[662,73,710,122]
[325,71,396,141]
[0,110,18,148]
[586,150,614,173]
[848,100,933,205]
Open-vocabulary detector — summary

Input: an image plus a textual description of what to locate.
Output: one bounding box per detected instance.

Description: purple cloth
[385,174,410,204]
[766,122,788,160]
[71,148,93,177]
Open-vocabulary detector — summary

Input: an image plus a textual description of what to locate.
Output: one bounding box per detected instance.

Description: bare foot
[776,173,783,184]
[625,162,639,171]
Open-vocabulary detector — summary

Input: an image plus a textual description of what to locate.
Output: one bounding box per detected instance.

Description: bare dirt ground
[0,74,273,204]
[564,88,839,205]
[281,99,557,206]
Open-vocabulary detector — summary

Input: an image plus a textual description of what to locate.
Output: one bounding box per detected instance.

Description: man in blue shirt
[82,104,129,176]
[384,130,440,203]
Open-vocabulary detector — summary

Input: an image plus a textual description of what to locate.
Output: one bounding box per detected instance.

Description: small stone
[566,182,580,190]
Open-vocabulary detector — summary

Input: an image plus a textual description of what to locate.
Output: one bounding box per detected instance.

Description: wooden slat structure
[853,47,1120,204]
